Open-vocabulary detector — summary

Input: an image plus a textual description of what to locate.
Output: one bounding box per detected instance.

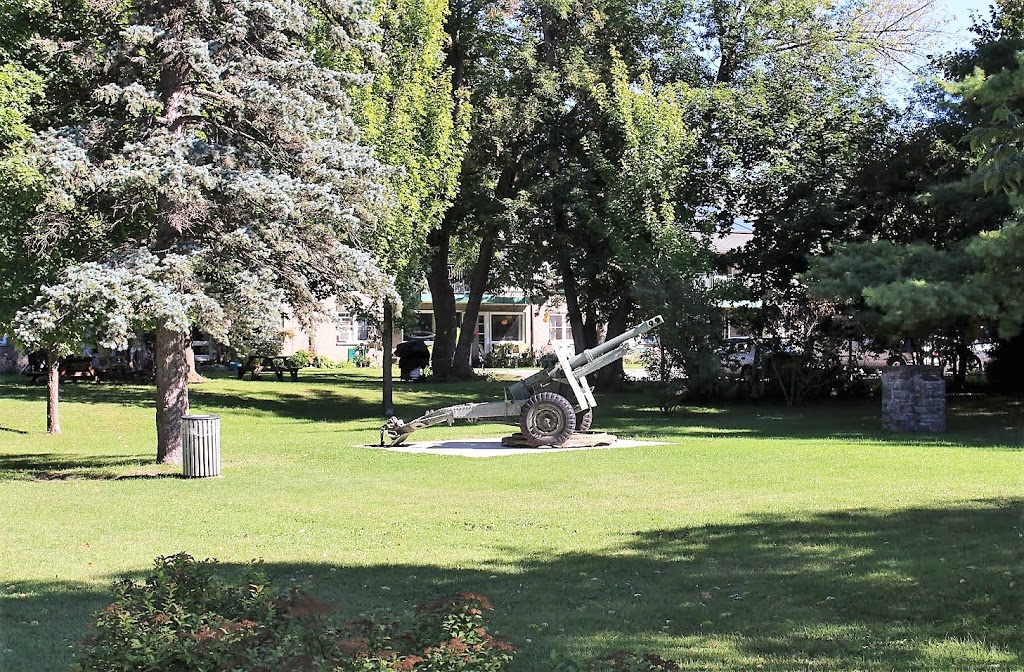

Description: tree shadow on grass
[188,387,380,424]
[601,392,1024,450]
[0,453,167,481]
[0,376,385,424]
[4,499,1023,671]
[1,375,1019,448]
[0,377,156,408]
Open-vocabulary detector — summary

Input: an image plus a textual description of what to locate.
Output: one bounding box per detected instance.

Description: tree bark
[148,0,191,463]
[155,320,189,464]
[423,3,470,381]
[452,159,522,379]
[383,299,394,417]
[595,293,632,390]
[185,344,209,383]
[560,252,599,353]
[452,226,496,379]
[426,224,459,379]
[46,351,61,434]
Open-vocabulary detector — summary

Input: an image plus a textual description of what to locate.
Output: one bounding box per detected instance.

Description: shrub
[482,343,523,368]
[75,553,514,672]
[985,334,1024,393]
[313,355,337,369]
[352,345,371,368]
[287,349,314,368]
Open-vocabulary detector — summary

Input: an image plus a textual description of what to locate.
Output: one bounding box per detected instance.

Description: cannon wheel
[520,392,576,446]
[575,408,593,432]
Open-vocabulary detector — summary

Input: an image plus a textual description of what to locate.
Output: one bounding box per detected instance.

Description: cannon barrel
[565,315,664,371]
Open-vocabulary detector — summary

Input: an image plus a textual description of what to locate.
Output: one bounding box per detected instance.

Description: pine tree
[14,0,393,462]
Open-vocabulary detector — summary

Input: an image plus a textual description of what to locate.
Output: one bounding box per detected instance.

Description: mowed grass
[1,369,1023,671]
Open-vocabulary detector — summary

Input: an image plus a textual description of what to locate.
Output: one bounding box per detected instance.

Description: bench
[237,356,300,381]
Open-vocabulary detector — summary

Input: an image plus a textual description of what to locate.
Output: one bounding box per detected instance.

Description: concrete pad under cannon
[365,436,665,458]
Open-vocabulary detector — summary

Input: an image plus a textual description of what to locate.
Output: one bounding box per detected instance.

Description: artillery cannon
[380,315,664,447]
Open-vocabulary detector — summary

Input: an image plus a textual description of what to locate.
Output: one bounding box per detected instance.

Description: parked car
[720,336,757,378]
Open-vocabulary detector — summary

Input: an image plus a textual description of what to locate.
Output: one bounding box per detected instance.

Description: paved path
[366,436,664,458]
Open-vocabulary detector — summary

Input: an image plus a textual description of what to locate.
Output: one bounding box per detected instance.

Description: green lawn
[1,370,1022,671]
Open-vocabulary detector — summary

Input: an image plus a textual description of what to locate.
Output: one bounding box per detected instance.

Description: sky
[939,0,997,50]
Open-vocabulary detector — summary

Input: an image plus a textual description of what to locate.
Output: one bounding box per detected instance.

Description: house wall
[278,297,389,364]
[276,296,574,364]
[417,298,573,357]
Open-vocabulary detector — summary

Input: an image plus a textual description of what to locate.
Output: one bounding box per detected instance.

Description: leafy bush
[985,334,1024,393]
[313,355,338,369]
[482,343,523,368]
[286,349,314,368]
[352,345,371,368]
[75,553,514,672]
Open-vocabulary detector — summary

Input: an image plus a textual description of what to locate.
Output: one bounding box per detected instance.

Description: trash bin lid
[182,414,220,420]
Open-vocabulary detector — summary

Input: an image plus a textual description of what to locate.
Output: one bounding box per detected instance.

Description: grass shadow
[599,389,1024,449]
[2,374,1020,448]
[4,499,1023,671]
[0,453,161,481]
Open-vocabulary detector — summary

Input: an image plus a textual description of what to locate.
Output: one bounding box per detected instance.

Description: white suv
[721,337,756,376]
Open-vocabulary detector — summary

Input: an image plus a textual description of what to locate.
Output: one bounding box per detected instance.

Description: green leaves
[806,3,1024,342]
[0,64,41,149]
[958,52,1024,198]
[348,0,469,278]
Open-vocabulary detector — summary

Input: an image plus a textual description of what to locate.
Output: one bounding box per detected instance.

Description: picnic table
[25,356,98,384]
[237,355,300,381]
[99,362,145,381]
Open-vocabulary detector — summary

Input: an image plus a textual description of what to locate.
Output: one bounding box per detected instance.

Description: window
[455,313,485,347]
[547,314,570,342]
[337,314,369,344]
[490,314,522,342]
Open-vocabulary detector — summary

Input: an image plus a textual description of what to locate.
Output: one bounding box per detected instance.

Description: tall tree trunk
[561,253,598,354]
[46,350,61,435]
[453,225,496,379]
[383,299,394,417]
[152,0,191,463]
[952,332,969,392]
[155,320,189,464]
[451,157,523,379]
[185,344,208,383]
[423,3,470,381]
[426,225,459,379]
[595,293,632,390]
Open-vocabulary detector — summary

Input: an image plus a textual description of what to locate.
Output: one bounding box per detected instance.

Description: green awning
[422,293,530,305]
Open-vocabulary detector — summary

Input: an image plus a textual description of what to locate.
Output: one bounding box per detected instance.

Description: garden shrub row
[76,554,684,672]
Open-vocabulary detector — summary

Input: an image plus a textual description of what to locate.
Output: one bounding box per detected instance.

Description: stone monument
[880,365,946,432]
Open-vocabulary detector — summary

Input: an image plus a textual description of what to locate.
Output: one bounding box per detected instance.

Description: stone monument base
[881,365,946,432]
[501,431,618,448]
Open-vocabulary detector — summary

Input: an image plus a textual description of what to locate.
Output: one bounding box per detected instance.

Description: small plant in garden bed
[75,553,514,672]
